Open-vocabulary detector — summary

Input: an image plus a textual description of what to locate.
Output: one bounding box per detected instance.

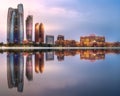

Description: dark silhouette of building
[7,52,24,92]
[7,4,24,44]
[57,35,64,40]
[26,54,33,81]
[26,15,33,42]
[35,52,44,73]
[35,23,44,43]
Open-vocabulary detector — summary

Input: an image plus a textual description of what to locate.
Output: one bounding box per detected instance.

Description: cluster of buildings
[7,3,51,45]
[7,4,120,47]
[55,35,106,47]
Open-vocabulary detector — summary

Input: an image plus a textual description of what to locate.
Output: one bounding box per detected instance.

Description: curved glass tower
[7,4,24,44]
[35,23,44,43]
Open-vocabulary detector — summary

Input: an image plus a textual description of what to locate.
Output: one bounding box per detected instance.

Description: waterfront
[0,49,120,96]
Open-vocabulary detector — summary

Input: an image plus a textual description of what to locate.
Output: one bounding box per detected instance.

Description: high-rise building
[35,23,39,43]
[46,35,54,44]
[7,4,24,44]
[26,15,33,42]
[35,23,44,43]
[39,23,44,43]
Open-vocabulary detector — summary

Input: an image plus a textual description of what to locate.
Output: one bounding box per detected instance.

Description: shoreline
[0,47,120,50]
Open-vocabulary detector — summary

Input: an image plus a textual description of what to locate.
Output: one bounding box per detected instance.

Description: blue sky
[0,0,120,42]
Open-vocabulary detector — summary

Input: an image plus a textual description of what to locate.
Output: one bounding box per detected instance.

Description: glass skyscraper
[35,23,44,43]
[26,15,33,42]
[7,4,24,44]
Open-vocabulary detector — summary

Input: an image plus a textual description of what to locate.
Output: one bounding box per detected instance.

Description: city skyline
[0,0,120,43]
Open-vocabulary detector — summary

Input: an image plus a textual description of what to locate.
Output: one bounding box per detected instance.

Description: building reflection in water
[6,49,120,92]
[7,52,24,92]
[26,54,33,81]
[46,52,54,61]
[35,52,44,73]
[80,50,105,61]
[55,49,120,61]
[55,50,64,61]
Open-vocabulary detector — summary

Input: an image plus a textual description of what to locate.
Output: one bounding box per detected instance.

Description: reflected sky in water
[0,50,120,96]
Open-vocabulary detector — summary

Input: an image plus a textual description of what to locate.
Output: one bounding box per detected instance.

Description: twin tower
[7,4,44,44]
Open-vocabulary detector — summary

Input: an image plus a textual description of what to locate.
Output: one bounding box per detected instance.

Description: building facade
[46,35,54,45]
[57,35,64,40]
[35,23,44,43]
[7,4,24,44]
[26,15,33,42]
[80,35,105,47]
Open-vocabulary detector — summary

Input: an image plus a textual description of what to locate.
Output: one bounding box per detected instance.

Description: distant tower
[17,4,24,44]
[39,23,44,43]
[35,23,44,43]
[26,15,33,42]
[7,4,24,44]
[35,23,39,43]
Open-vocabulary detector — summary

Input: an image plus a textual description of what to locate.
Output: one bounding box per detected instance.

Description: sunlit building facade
[80,35,105,47]
[26,15,33,42]
[7,4,24,44]
[35,23,44,43]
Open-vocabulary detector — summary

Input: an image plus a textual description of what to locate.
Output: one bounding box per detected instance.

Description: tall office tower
[35,52,44,73]
[7,53,24,92]
[39,23,44,43]
[7,4,24,44]
[26,54,33,81]
[7,8,14,43]
[35,23,44,43]
[35,23,39,43]
[26,15,33,42]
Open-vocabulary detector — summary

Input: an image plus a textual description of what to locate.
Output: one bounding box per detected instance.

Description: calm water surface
[0,49,120,96]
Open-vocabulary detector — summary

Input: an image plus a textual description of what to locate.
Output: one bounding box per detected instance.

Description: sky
[0,0,120,43]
